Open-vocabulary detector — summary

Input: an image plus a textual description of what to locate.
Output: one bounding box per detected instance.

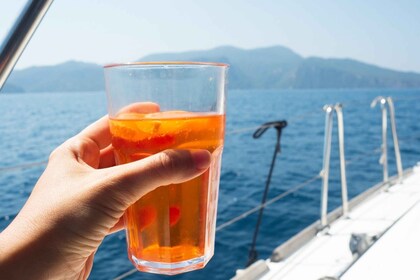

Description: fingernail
[191,150,211,171]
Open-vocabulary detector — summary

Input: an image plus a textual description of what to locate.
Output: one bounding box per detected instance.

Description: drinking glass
[104,62,228,275]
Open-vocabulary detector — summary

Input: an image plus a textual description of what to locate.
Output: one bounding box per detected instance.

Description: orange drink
[104,61,228,274]
[110,111,225,274]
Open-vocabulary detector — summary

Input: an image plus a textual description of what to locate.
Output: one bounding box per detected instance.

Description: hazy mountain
[2,61,104,93]
[2,46,420,93]
[1,82,25,93]
[140,46,303,89]
[141,46,420,89]
[293,57,420,89]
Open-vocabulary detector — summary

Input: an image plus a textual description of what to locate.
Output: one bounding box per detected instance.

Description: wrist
[0,215,75,280]
[0,227,24,279]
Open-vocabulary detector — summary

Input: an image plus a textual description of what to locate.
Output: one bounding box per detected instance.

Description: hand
[0,116,211,280]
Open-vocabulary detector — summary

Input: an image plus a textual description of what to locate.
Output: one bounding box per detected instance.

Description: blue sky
[2,0,420,72]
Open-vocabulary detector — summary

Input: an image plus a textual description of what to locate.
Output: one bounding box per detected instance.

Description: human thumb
[95,149,212,209]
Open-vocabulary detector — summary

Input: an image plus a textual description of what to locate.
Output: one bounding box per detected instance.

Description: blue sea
[1,89,419,279]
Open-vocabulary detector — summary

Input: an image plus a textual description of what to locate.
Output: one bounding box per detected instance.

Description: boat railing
[268,168,413,264]
[371,96,403,184]
[319,103,349,229]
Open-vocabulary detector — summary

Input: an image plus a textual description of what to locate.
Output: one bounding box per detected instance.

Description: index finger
[78,116,112,150]
[117,102,160,115]
[78,102,161,150]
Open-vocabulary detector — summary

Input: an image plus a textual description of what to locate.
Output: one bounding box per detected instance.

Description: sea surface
[1,89,420,279]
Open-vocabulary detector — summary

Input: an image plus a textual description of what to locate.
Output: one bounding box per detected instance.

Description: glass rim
[104,61,229,69]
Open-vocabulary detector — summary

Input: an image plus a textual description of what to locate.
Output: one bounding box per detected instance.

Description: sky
[1,0,420,72]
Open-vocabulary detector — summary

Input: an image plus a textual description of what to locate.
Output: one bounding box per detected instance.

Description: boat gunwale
[270,167,414,262]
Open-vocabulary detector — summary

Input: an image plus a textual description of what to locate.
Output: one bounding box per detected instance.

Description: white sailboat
[233,98,420,280]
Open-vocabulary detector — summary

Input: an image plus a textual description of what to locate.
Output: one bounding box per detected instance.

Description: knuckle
[48,136,94,164]
[48,141,71,162]
[71,137,94,152]
[157,151,178,173]
[60,137,98,162]
[48,146,61,161]
[152,150,194,183]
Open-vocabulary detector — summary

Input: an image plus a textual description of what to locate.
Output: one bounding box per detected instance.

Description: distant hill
[141,46,420,89]
[2,61,104,93]
[2,45,420,93]
[140,46,303,89]
[1,82,25,93]
[293,57,420,89]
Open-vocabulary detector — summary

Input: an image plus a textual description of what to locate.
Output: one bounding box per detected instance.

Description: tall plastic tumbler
[104,62,228,275]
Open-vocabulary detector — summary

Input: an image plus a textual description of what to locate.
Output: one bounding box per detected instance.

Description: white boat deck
[233,165,420,280]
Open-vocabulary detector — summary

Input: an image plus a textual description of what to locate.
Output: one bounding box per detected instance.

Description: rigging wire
[215,174,321,232]
[0,160,47,172]
[113,269,137,280]
[226,109,320,136]
[345,148,382,166]
[228,110,320,132]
